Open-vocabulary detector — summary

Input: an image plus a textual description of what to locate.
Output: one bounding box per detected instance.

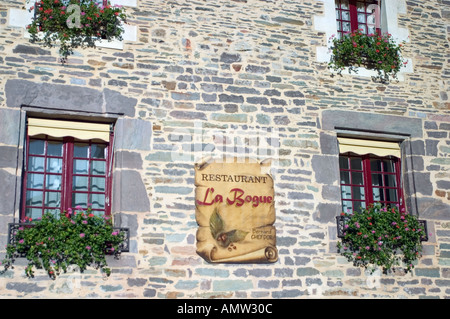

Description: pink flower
[86,246,91,250]
[19,239,24,244]
[80,233,85,238]
[75,205,82,210]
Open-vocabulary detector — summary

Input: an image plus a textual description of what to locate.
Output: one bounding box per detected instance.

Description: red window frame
[335,0,382,38]
[22,131,113,221]
[339,153,403,213]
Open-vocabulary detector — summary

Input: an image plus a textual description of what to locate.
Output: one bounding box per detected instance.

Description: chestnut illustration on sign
[210,208,248,249]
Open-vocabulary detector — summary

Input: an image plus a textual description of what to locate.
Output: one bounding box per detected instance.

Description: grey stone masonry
[0,0,449,299]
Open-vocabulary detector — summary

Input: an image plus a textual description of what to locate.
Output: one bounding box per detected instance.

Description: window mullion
[362,155,373,207]
[62,137,74,213]
[349,0,359,32]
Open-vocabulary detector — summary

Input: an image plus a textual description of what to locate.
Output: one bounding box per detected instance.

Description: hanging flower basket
[26,0,127,62]
[328,30,408,83]
[336,203,427,274]
[0,207,127,279]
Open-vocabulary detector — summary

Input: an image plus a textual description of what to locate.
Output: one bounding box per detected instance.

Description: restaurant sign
[195,157,278,263]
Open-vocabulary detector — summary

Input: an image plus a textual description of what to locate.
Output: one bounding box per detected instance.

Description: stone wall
[0,0,449,299]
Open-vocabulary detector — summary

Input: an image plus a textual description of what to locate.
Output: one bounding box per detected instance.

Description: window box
[328,29,407,83]
[27,0,127,62]
[7,222,130,254]
[336,214,429,242]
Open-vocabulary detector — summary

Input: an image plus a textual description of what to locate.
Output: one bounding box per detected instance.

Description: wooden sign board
[195,157,278,263]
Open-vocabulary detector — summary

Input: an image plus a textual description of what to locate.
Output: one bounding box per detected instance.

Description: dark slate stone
[218,94,244,103]
[0,109,21,145]
[170,110,207,120]
[0,169,16,214]
[0,146,18,168]
[410,140,425,156]
[311,155,339,184]
[5,79,103,113]
[245,64,270,74]
[6,282,46,293]
[104,88,137,117]
[13,44,51,56]
[322,109,423,138]
[313,203,340,223]
[115,118,152,151]
[113,170,150,213]
[426,139,439,156]
[413,172,433,196]
[320,132,338,155]
[114,151,143,170]
[417,197,450,220]
[220,52,242,63]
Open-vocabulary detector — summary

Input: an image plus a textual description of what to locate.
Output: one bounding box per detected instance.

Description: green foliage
[337,203,426,274]
[328,29,407,83]
[27,0,127,62]
[1,207,125,279]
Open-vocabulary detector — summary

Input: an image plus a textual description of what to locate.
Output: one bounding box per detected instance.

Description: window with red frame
[335,0,382,38]
[339,153,403,213]
[22,135,113,220]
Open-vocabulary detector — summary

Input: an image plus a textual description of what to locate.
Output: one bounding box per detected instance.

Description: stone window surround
[321,109,424,217]
[8,0,137,50]
[12,106,121,220]
[314,0,413,80]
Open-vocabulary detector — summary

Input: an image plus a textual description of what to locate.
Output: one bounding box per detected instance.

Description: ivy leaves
[210,208,248,249]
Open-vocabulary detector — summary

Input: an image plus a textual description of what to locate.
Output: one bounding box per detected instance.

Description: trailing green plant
[0,207,125,279]
[27,0,127,62]
[337,203,426,274]
[328,29,407,83]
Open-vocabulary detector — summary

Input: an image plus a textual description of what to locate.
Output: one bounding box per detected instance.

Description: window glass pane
[91,177,106,192]
[340,171,350,184]
[357,2,365,12]
[74,159,89,174]
[73,176,88,191]
[352,186,365,200]
[341,185,352,199]
[72,193,88,207]
[29,156,45,172]
[351,172,364,185]
[343,22,351,32]
[47,158,62,173]
[91,161,106,175]
[341,0,349,10]
[27,173,44,189]
[350,158,362,170]
[384,175,397,187]
[386,189,398,202]
[25,207,42,220]
[385,160,396,173]
[357,13,366,23]
[45,191,61,207]
[47,141,62,156]
[90,193,105,209]
[373,187,384,201]
[46,175,62,190]
[341,11,350,21]
[26,190,43,206]
[29,140,45,155]
[74,143,89,158]
[371,173,383,186]
[370,159,382,172]
[91,144,106,159]
[339,156,349,169]
[358,24,367,33]
[342,200,353,213]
